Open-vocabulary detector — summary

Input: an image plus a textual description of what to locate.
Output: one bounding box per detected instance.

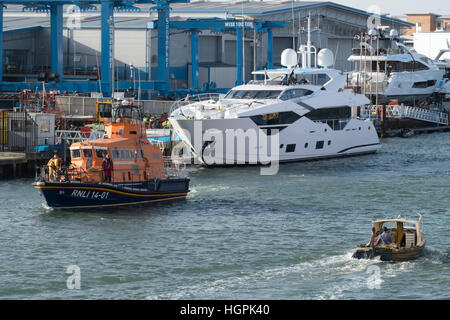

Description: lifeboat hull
[33,179,189,209]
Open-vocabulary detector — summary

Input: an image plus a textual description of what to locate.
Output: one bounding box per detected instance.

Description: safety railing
[359,105,449,125]
[169,93,222,114]
[312,119,349,131]
[164,157,187,178]
[170,93,265,120]
[36,161,186,188]
[55,130,105,145]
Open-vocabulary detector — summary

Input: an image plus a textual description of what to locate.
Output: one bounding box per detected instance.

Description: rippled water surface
[0,132,449,299]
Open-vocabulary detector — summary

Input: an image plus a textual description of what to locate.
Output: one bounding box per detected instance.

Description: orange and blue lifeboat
[33,104,189,209]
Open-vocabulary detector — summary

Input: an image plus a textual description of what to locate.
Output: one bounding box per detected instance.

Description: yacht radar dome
[281,48,298,68]
[390,29,399,38]
[368,28,377,36]
[317,48,334,68]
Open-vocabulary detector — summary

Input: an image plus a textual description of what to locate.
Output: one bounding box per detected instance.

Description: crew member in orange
[102,154,114,183]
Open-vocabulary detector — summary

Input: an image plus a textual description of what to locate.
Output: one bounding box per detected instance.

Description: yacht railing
[170,92,266,120]
[313,119,349,131]
[169,93,222,114]
[346,72,389,93]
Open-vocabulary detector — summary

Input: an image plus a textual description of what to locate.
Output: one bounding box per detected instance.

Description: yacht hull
[170,117,381,166]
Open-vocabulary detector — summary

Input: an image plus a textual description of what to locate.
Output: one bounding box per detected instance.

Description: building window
[3,50,28,74]
[40,119,50,133]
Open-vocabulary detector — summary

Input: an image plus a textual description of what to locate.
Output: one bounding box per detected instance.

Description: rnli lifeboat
[33,103,189,209]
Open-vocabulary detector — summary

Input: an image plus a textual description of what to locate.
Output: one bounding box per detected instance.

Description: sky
[316,0,450,16]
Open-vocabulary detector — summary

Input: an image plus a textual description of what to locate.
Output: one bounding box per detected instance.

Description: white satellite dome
[317,48,334,68]
[368,28,377,36]
[281,48,298,68]
[390,29,399,38]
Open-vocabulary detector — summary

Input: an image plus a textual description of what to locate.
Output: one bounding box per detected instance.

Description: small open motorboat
[400,128,415,138]
[352,214,425,261]
[33,102,189,209]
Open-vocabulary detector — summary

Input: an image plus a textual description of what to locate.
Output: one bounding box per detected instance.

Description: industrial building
[1,0,413,98]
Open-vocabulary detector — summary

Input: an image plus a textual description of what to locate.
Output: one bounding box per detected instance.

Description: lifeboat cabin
[34,103,190,209]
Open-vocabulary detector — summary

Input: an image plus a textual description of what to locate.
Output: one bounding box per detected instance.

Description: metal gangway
[360,105,449,126]
[55,130,105,145]
[403,106,449,125]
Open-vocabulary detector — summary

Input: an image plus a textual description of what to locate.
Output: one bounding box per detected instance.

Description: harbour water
[0,132,449,300]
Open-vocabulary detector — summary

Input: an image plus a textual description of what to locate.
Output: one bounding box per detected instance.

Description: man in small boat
[378,227,393,245]
[102,154,114,183]
[299,76,309,84]
[369,227,377,247]
[47,152,62,182]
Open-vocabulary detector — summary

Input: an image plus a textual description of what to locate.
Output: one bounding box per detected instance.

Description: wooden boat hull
[352,244,425,261]
[33,179,189,209]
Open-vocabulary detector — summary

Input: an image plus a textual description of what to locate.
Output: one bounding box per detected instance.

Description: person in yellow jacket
[47,153,62,182]
[162,119,170,128]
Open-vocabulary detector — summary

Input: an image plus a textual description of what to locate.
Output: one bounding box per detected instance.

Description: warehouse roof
[2,0,413,33]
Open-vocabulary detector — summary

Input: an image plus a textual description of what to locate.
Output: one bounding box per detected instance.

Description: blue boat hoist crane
[0,0,284,98]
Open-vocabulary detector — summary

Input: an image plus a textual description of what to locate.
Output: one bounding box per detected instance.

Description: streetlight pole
[108,18,115,100]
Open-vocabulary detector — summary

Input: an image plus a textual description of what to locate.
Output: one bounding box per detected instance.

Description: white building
[413,32,450,61]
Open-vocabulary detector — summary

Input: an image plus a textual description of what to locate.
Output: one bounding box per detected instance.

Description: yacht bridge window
[360,60,430,73]
[412,80,436,88]
[280,88,314,101]
[224,90,281,100]
[305,106,351,130]
[249,111,301,126]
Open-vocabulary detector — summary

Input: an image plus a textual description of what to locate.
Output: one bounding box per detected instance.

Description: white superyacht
[169,44,380,166]
[347,28,445,105]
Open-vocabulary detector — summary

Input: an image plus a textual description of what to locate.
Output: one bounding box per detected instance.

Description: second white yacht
[347,28,444,105]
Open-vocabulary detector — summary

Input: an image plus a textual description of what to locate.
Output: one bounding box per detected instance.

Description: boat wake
[145,244,448,300]
[145,250,385,300]
[422,246,448,264]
